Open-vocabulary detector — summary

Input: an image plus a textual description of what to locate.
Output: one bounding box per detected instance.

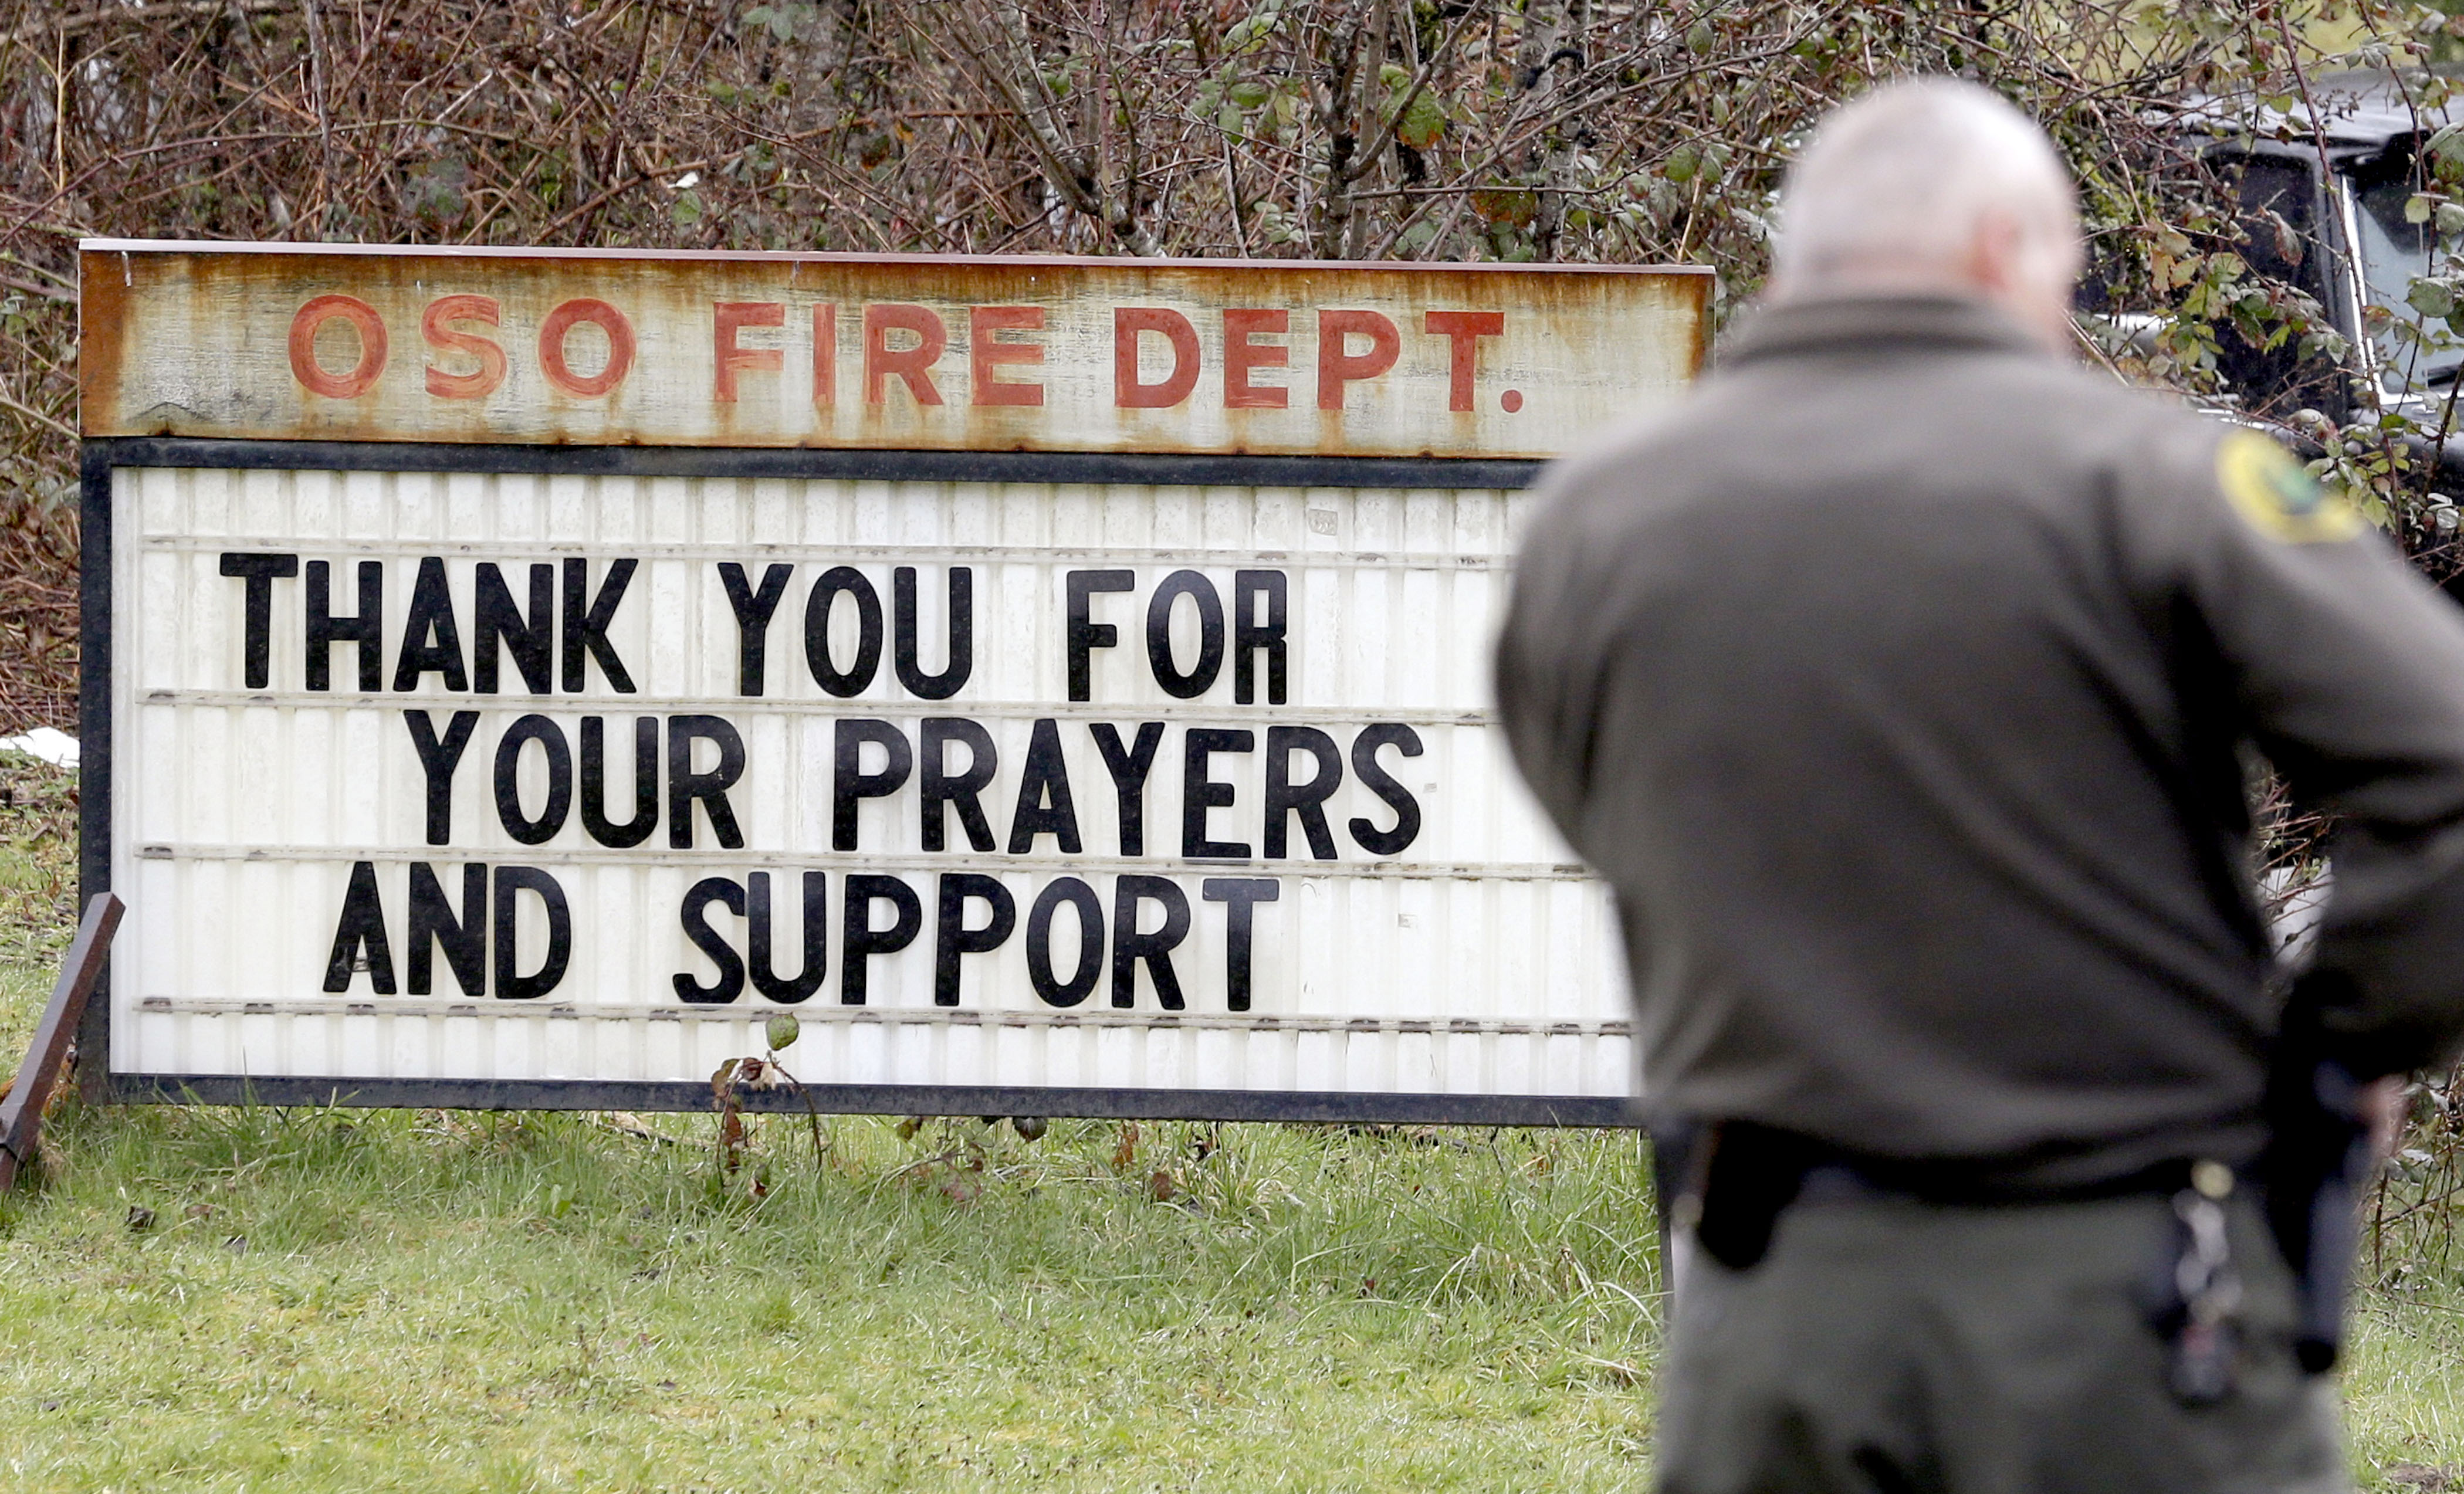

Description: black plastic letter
[832,719,912,851]
[1025,878,1104,1008]
[474,561,554,694]
[219,552,297,690]
[893,566,973,700]
[561,557,638,693]
[1065,570,1134,702]
[1007,718,1082,854]
[1264,725,1342,860]
[392,556,469,692]
[1111,875,1190,1009]
[934,873,1016,1007]
[408,861,487,996]
[840,873,922,1005]
[674,876,746,1005]
[1088,721,1163,855]
[1144,570,1224,699]
[579,715,658,848]
[321,859,397,994]
[748,870,827,1004]
[1180,727,1254,860]
[666,714,747,849]
[493,865,573,1000]
[1232,570,1287,704]
[306,558,383,692]
[404,709,479,845]
[1347,723,1424,856]
[1202,878,1279,1012]
[919,717,998,852]
[804,565,883,697]
[719,562,794,697]
[493,713,573,845]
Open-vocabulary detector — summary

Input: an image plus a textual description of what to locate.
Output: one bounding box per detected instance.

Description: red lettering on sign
[713,301,785,403]
[1423,310,1504,413]
[1317,310,1399,410]
[420,295,506,401]
[1223,309,1287,410]
[289,294,387,399]
[813,304,837,408]
[972,306,1045,407]
[537,299,636,398]
[865,304,947,406]
[1115,308,1200,409]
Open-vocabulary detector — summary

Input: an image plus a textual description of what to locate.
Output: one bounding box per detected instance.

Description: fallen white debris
[0,727,78,769]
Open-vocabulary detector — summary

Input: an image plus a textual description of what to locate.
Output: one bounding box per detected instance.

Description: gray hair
[1772,79,2077,287]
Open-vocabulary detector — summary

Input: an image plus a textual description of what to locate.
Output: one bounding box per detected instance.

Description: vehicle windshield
[2351,146,2464,391]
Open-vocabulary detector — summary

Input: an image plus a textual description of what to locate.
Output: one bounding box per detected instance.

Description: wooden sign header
[79,242,1707,459]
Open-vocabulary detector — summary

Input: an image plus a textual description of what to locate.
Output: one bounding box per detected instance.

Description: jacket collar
[1716,293,2052,369]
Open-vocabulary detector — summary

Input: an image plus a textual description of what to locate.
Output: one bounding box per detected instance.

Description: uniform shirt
[1495,293,2464,1188]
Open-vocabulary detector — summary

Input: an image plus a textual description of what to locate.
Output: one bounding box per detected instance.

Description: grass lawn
[0,746,2459,1492]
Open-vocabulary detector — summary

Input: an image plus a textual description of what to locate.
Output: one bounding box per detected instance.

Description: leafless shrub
[7,0,2464,1262]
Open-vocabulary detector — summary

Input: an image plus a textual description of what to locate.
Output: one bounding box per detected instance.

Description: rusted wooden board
[0,893,124,1190]
[80,242,1707,459]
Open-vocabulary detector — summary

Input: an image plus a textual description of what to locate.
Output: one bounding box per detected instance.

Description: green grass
[0,1090,1661,1492]
[0,743,2460,1491]
[0,1101,1664,1492]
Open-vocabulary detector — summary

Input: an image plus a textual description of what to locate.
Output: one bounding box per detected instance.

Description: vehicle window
[2072,148,2345,420]
[2350,141,2464,389]
[2212,154,2345,419]
[2231,155,2318,287]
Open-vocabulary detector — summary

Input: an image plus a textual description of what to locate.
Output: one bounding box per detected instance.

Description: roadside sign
[79,241,1706,1123]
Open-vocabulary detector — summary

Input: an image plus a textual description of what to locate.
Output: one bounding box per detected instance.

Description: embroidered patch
[2215,429,2361,544]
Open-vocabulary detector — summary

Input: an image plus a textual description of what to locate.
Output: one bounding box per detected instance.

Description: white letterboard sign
[78,242,1707,1122]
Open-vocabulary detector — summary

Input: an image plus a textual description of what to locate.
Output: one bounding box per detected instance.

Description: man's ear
[1961,209,2029,297]
[1964,208,2083,350]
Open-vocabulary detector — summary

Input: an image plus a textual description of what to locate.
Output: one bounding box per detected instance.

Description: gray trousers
[1657,1190,2350,1494]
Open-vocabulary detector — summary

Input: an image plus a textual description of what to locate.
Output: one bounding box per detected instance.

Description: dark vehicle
[2092,71,2464,482]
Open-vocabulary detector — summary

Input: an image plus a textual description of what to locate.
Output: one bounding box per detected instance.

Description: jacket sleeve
[1492,472,1609,857]
[2158,426,2464,1076]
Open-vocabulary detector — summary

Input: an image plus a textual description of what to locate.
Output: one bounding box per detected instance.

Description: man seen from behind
[1495,78,2464,1493]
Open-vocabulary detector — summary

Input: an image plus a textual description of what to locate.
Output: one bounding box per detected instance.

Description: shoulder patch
[2215,429,2361,544]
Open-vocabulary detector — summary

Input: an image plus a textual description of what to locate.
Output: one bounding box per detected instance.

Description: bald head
[1772,79,2083,347]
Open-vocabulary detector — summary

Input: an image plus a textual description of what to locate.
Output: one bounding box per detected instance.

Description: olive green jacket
[1495,293,2464,1187]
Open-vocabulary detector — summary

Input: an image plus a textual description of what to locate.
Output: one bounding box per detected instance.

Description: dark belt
[1679,1119,2205,1272]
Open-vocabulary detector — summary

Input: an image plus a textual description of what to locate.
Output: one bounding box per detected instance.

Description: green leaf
[1391,82,1446,150]
[2405,193,2435,225]
[766,1014,800,1053]
[1223,2,1283,55]
[1228,80,1271,109]
[1663,144,1700,185]
[2408,277,2455,319]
